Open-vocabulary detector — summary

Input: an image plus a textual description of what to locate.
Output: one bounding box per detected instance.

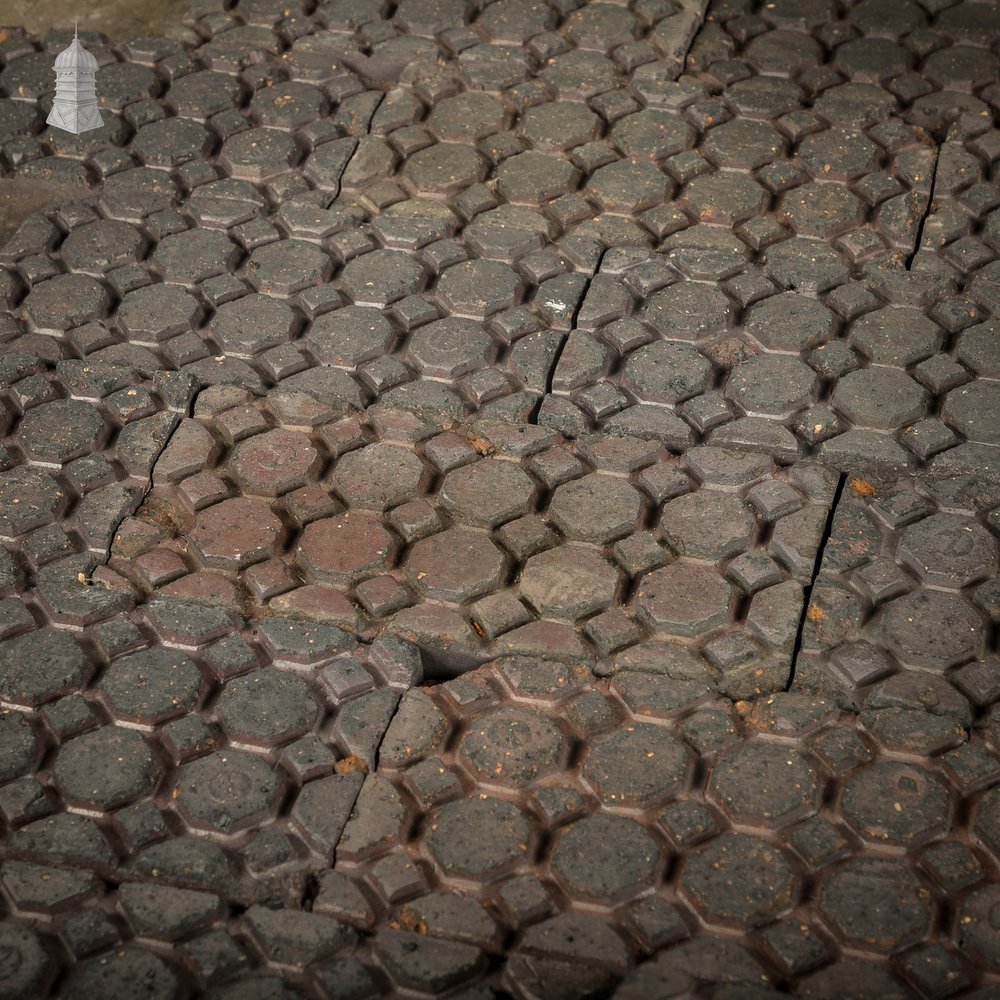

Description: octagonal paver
[680,173,768,226]
[61,220,143,274]
[166,69,240,116]
[744,292,835,353]
[612,109,694,159]
[403,143,488,196]
[660,491,755,562]
[209,294,296,357]
[117,283,201,342]
[0,467,65,538]
[726,356,817,417]
[521,102,601,152]
[496,151,579,206]
[64,948,180,1000]
[406,527,504,603]
[849,307,941,366]
[427,92,509,142]
[942,381,1000,445]
[407,318,494,379]
[878,590,985,671]
[956,884,1000,969]
[230,430,320,497]
[98,647,203,726]
[333,444,425,510]
[459,706,567,785]
[898,513,996,589]
[587,158,670,214]
[799,128,880,180]
[340,250,426,307]
[219,127,298,181]
[841,761,950,848]
[622,341,712,405]
[779,183,863,238]
[439,459,535,527]
[175,750,281,834]
[0,710,38,784]
[341,139,398,193]
[425,797,533,880]
[217,669,318,746]
[250,81,328,128]
[306,305,395,368]
[551,813,659,902]
[832,368,927,430]
[519,545,619,620]
[635,563,732,637]
[704,119,785,170]
[19,400,105,464]
[150,229,239,285]
[0,629,89,708]
[246,239,331,297]
[131,118,213,168]
[52,727,160,810]
[298,510,396,585]
[190,498,283,570]
[548,474,643,544]
[436,260,522,318]
[819,858,933,953]
[708,742,821,828]
[957,320,1000,379]
[639,283,731,340]
[680,833,798,928]
[0,921,52,996]
[581,724,690,807]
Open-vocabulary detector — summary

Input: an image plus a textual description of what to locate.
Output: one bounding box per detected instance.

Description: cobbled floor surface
[0,0,999,996]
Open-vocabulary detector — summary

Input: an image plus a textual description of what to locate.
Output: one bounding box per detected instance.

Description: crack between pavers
[357,90,386,137]
[536,246,613,418]
[783,470,847,693]
[97,86,388,570]
[678,0,713,77]
[325,91,385,208]
[299,688,407,912]
[905,140,942,271]
[91,378,201,577]
[298,773,366,912]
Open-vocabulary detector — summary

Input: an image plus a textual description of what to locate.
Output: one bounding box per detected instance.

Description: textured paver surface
[1,0,1000,996]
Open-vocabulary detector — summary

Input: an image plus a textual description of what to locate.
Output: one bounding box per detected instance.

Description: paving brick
[551,812,659,902]
[405,526,504,602]
[425,797,533,879]
[175,750,281,834]
[680,832,798,928]
[230,429,320,497]
[439,458,534,527]
[190,498,283,570]
[0,629,90,707]
[818,858,933,953]
[96,645,203,726]
[708,741,821,828]
[519,545,619,620]
[52,726,160,811]
[635,562,732,638]
[661,489,755,561]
